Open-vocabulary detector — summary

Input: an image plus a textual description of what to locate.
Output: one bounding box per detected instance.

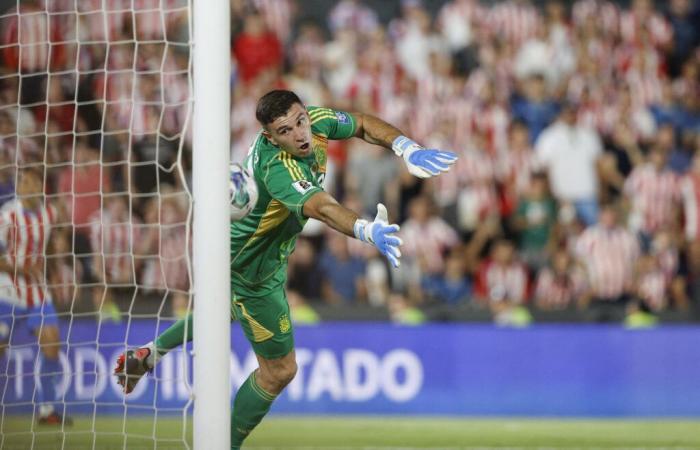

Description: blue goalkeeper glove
[353,203,403,268]
[392,136,458,178]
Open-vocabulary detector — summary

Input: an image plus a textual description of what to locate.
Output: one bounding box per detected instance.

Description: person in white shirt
[535,102,603,225]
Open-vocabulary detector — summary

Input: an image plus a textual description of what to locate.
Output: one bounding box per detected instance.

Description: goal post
[192,0,231,448]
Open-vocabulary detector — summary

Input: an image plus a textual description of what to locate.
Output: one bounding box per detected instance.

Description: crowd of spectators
[1,0,699,325]
[244,0,700,324]
[0,0,192,320]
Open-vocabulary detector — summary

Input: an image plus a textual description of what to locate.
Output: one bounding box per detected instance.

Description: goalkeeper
[115,90,457,448]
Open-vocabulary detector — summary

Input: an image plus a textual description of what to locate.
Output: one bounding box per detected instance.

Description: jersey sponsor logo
[292,180,313,194]
[335,111,349,124]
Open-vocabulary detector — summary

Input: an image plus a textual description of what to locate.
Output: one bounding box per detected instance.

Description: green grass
[2,416,700,449]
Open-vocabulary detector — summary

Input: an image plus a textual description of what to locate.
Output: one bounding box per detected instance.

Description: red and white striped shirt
[619,10,672,48]
[682,173,700,241]
[637,270,667,311]
[575,225,640,299]
[140,203,190,292]
[1,5,63,72]
[572,0,620,36]
[454,147,500,229]
[89,207,142,284]
[400,217,459,275]
[0,200,55,308]
[132,0,187,41]
[624,164,680,234]
[534,267,586,310]
[476,260,528,304]
[78,0,130,42]
[487,1,541,45]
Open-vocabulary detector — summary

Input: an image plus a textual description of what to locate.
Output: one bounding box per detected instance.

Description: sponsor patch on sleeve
[335,111,349,124]
[292,180,314,194]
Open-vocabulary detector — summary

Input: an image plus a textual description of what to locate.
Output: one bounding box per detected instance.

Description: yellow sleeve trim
[310,113,337,125]
[278,152,304,180]
[309,107,333,119]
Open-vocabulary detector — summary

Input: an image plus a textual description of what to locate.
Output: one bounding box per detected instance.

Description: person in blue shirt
[511,73,560,143]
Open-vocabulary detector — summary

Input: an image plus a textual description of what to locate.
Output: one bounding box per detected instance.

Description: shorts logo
[292,180,313,194]
[279,314,291,333]
[335,111,349,124]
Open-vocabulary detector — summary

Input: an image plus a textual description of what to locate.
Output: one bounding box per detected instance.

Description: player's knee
[270,360,297,389]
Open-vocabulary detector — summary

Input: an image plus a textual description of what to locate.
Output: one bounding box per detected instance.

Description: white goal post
[192,0,231,448]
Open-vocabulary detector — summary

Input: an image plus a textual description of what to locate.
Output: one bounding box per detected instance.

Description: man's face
[263,103,313,158]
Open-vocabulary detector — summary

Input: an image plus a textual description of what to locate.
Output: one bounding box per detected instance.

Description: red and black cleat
[38,412,73,426]
[114,347,153,394]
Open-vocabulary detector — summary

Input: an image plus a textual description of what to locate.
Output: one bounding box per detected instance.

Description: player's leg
[114,314,194,393]
[230,351,296,448]
[31,302,71,425]
[230,290,295,449]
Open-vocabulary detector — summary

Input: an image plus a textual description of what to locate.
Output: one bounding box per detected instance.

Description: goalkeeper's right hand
[353,203,403,268]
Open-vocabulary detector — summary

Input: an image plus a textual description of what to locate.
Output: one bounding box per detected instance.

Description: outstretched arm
[304,191,403,268]
[352,112,458,178]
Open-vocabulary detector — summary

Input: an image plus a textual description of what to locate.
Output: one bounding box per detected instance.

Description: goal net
[0,0,195,448]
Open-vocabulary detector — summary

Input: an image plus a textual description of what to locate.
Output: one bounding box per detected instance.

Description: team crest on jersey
[313,146,327,170]
[292,180,313,194]
[279,314,291,333]
[335,111,349,124]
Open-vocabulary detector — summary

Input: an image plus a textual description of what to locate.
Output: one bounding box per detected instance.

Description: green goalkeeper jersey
[230,106,357,298]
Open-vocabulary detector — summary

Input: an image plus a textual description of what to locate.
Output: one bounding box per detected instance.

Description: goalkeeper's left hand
[392,136,458,179]
[354,203,403,268]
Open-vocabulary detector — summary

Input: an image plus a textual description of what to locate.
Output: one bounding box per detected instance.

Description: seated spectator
[634,253,668,312]
[650,231,689,311]
[475,239,528,306]
[320,232,367,304]
[421,249,471,305]
[681,152,700,242]
[511,173,557,270]
[575,202,640,321]
[534,250,586,311]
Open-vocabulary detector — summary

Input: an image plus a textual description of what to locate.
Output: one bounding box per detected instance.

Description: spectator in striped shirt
[634,253,669,312]
[89,195,143,323]
[575,203,640,321]
[475,239,529,307]
[534,249,586,311]
[624,145,680,248]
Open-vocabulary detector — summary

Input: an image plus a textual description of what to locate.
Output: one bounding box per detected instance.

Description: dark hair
[255,90,304,126]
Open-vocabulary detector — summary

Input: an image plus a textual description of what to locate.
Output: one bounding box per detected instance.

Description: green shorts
[230,288,294,359]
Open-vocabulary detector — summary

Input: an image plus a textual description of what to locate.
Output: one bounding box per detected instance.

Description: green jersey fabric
[230,106,357,298]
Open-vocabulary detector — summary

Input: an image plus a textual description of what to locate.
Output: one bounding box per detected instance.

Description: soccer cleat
[37,412,73,426]
[114,347,153,394]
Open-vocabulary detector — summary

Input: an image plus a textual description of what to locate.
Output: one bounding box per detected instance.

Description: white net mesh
[0,1,194,448]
